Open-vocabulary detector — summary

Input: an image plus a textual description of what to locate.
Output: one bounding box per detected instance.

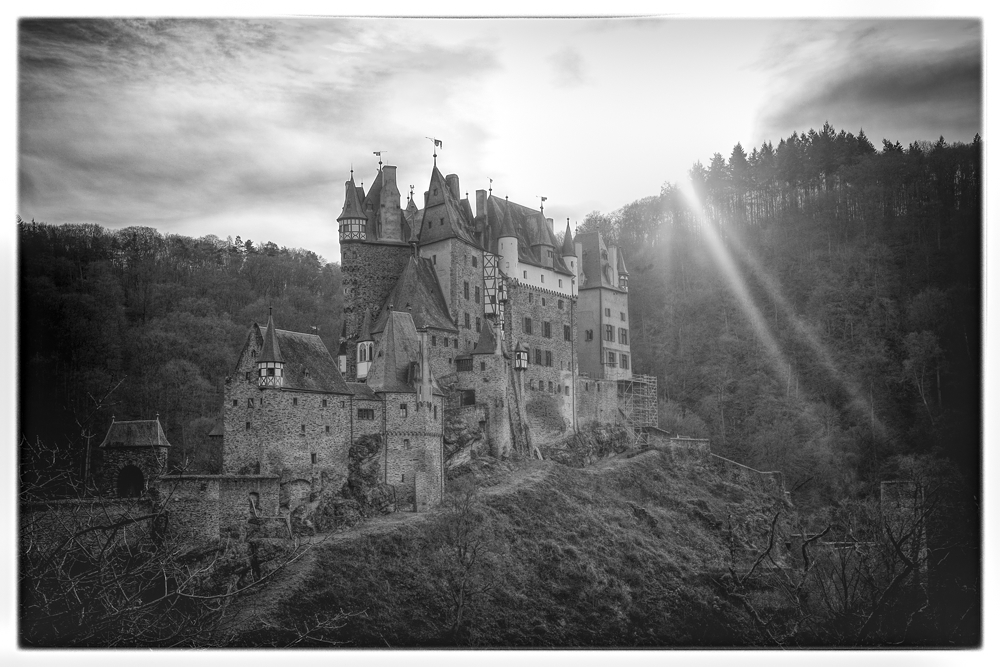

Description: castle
[86,155,657,539]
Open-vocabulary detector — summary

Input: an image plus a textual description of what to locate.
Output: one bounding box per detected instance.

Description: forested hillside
[18,226,343,478]
[580,125,980,508]
[18,123,981,508]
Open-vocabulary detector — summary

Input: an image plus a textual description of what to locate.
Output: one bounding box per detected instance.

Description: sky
[16,13,983,264]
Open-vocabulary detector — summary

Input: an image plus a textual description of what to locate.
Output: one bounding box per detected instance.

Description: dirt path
[217,458,555,641]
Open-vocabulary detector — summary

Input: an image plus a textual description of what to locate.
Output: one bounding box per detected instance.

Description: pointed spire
[498,199,517,239]
[472,320,497,355]
[358,308,373,342]
[561,218,576,256]
[337,173,366,222]
[259,308,283,363]
[616,248,629,275]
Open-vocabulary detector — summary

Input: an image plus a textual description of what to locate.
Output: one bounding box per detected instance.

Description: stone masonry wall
[155,476,221,542]
[21,498,157,553]
[96,447,169,497]
[575,376,620,428]
[342,241,412,381]
[383,391,443,510]
[505,281,575,433]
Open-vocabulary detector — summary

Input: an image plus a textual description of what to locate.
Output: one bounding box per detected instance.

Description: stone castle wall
[95,447,169,496]
[342,241,412,381]
[382,391,443,509]
[21,497,158,553]
[575,376,620,428]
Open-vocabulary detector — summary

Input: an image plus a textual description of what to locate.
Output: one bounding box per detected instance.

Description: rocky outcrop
[537,424,632,467]
[340,434,397,516]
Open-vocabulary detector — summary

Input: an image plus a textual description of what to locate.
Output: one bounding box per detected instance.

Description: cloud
[17,18,500,250]
[549,46,586,87]
[754,20,981,144]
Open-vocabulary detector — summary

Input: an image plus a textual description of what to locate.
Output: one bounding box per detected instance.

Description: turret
[336,320,348,375]
[379,165,403,242]
[257,308,284,388]
[498,201,519,279]
[338,172,367,242]
[531,216,555,269]
[356,308,374,381]
[561,218,577,296]
[616,246,629,292]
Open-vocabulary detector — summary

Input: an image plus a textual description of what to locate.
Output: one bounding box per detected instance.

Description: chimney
[476,189,487,219]
[546,217,554,234]
[382,165,397,187]
[445,174,460,201]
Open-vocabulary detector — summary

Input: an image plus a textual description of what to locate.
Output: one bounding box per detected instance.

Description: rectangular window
[558,299,563,310]
[585,329,594,341]
[545,351,553,367]
[322,399,328,408]
[457,357,473,372]
[564,385,570,395]
[434,405,438,420]
[607,351,617,366]
[454,338,458,348]
[523,317,532,334]
[548,381,553,392]
[400,403,408,418]
[325,425,330,433]
[605,308,611,317]
[404,438,411,449]
[300,424,306,434]
[535,348,542,365]
[559,279,563,288]
[523,270,528,279]
[432,335,437,346]
[529,379,535,390]
[476,317,481,332]
[311,452,317,464]
[528,292,533,303]
[245,421,251,431]
[540,275,545,283]
[564,325,572,341]
[444,338,449,348]
[465,313,471,329]
[464,281,470,299]
[472,256,478,267]
[605,324,615,341]
[620,312,627,321]
[247,398,253,408]
[358,408,375,420]
[475,286,480,303]
[480,361,486,371]
[543,321,552,338]
[621,354,630,370]
[245,371,251,382]
[433,255,437,265]
[619,328,629,345]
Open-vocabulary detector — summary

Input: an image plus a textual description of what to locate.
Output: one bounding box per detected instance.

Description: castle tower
[338,166,415,380]
[576,231,632,381]
[561,219,577,297]
[257,309,285,388]
[498,203,519,280]
[356,308,374,381]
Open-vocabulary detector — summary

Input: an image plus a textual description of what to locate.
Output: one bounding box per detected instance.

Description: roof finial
[488,178,493,196]
[350,163,353,180]
[538,195,547,213]
[409,184,415,201]
[425,137,442,166]
[373,150,384,170]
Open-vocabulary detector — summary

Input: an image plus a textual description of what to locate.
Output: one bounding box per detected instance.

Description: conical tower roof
[561,220,576,256]
[616,248,629,275]
[337,175,366,222]
[358,308,373,342]
[498,200,518,238]
[472,321,498,355]
[259,309,284,363]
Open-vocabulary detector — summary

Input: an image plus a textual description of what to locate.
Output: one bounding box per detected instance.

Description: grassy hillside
[230,452,785,647]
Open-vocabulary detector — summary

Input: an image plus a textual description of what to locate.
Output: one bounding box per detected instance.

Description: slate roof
[259,310,283,363]
[208,417,224,438]
[486,196,574,276]
[617,247,629,275]
[366,311,443,396]
[372,256,457,334]
[357,168,412,244]
[577,231,626,291]
[417,166,479,247]
[337,176,366,221]
[272,328,353,394]
[347,382,378,400]
[561,220,576,256]
[359,308,373,341]
[472,321,498,355]
[99,419,172,449]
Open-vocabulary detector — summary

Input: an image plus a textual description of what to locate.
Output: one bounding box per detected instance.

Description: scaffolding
[618,374,658,441]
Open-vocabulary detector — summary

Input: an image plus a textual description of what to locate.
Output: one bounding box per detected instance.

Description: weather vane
[489,178,493,196]
[538,196,548,213]
[373,151,385,170]
[425,137,442,165]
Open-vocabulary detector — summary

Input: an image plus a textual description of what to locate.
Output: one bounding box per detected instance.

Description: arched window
[116,465,145,498]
